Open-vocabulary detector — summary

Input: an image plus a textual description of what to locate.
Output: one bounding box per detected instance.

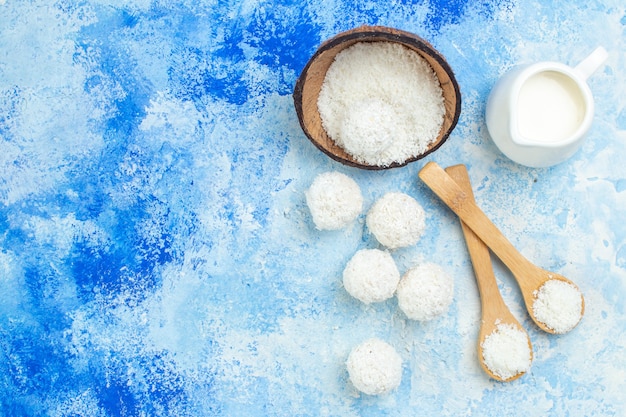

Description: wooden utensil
[419,161,584,334]
[445,164,532,381]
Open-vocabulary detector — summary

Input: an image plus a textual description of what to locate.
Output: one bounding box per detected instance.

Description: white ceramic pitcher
[485,47,608,168]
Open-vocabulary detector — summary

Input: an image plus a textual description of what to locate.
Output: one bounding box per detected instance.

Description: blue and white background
[1,1,625,415]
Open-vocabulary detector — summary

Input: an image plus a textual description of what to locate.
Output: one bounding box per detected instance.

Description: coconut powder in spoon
[481,322,532,381]
[532,279,583,334]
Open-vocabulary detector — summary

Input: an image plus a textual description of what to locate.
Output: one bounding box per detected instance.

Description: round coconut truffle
[366,192,426,249]
[346,338,402,396]
[396,263,454,321]
[343,249,400,304]
[338,98,396,164]
[305,172,363,230]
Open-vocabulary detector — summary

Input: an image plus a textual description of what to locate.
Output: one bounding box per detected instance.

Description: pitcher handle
[574,46,608,81]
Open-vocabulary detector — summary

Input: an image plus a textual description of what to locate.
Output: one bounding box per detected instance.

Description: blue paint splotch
[168,45,251,106]
[0,3,207,414]
[167,2,321,105]
[89,352,195,416]
[425,0,470,29]
[0,86,23,140]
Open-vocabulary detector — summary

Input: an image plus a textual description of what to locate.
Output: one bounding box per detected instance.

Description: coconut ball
[305,172,363,230]
[346,338,402,396]
[396,263,454,321]
[343,249,400,304]
[366,192,426,249]
[338,98,396,164]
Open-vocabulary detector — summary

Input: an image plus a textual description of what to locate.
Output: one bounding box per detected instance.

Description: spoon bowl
[517,269,585,334]
[293,25,461,169]
[446,165,532,382]
[419,162,584,334]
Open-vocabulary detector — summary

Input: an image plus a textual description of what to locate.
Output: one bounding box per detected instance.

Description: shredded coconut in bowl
[366,192,426,249]
[396,263,454,321]
[305,171,363,230]
[481,322,532,381]
[317,41,445,167]
[346,338,402,396]
[532,279,583,334]
[343,249,400,304]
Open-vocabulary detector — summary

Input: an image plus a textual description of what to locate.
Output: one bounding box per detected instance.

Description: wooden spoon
[445,165,532,381]
[419,161,584,334]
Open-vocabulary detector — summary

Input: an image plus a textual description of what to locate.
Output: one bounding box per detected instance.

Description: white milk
[516,71,586,143]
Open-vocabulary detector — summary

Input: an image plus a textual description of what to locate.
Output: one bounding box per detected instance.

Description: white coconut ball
[343,249,400,304]
[346,338,402,396]
[366,192,426,249]
[305,171,363,230]
[396,263,454,321]
[338,98,396,164]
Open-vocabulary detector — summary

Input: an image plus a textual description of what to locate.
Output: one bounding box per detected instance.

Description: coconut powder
[317,41,445,167]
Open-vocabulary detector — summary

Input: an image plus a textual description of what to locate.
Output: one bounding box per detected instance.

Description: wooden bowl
[293,26,462,170]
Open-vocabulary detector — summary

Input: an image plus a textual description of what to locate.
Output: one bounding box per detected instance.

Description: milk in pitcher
[516,71,586,143]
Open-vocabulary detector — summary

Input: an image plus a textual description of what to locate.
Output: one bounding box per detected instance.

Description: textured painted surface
[1,1,625,415]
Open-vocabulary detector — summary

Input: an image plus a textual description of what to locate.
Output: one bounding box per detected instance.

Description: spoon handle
[419,162,541,287]
[444,165,508,315]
